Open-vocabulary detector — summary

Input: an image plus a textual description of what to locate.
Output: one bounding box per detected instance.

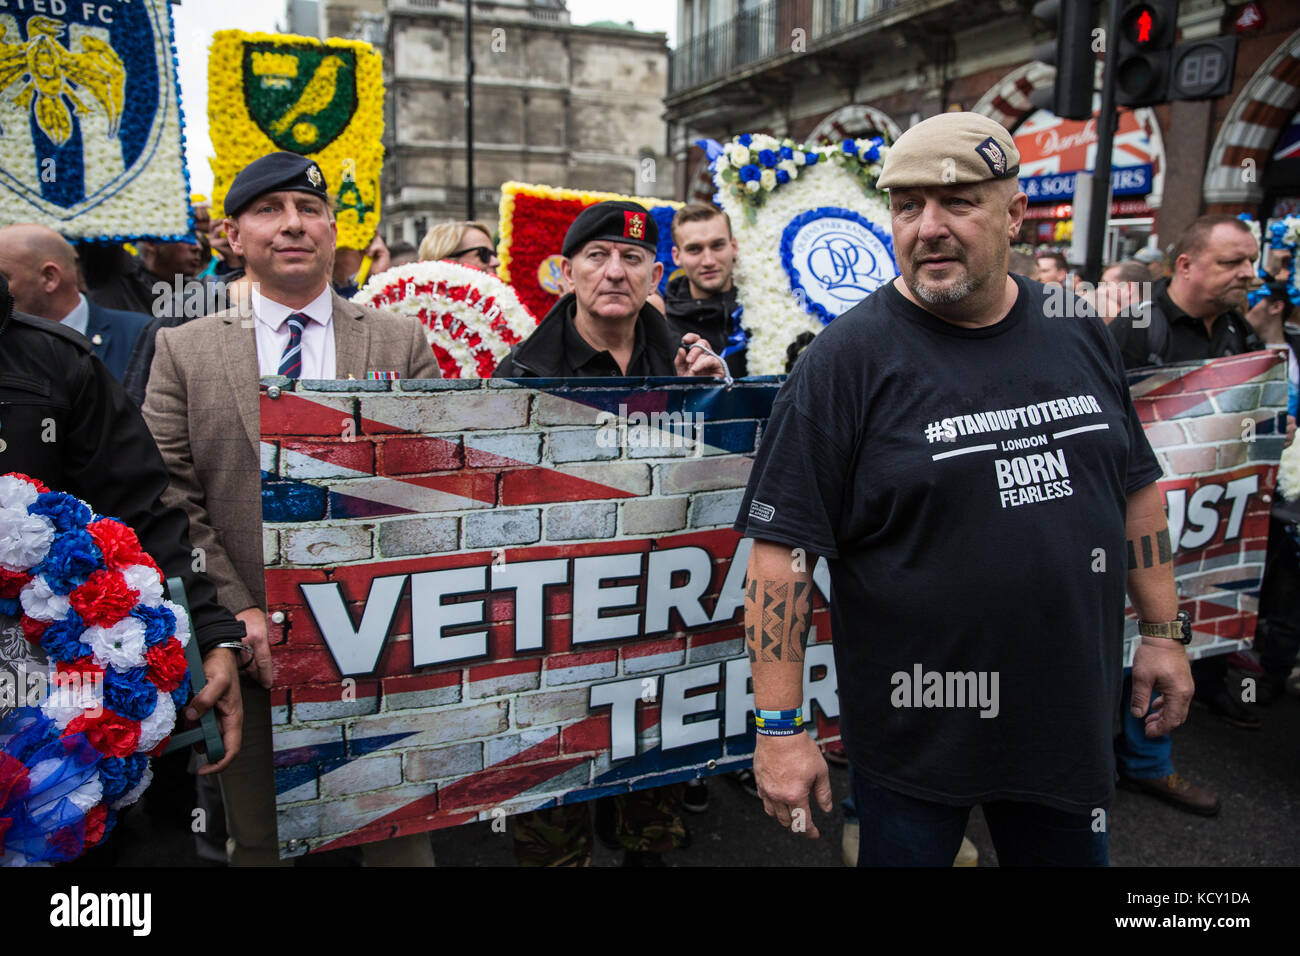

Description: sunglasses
[453,246,495,265]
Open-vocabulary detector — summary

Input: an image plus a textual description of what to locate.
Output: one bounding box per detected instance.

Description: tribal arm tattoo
[1127,529,1173,570]
[744,577,813,663]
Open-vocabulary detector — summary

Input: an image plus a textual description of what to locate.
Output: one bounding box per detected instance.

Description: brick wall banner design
[261,351,1287,856]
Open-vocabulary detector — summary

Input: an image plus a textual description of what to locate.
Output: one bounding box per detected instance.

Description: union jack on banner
[263,353,1287,855]
[262,378,839,855]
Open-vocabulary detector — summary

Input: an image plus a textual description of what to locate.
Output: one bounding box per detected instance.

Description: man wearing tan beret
[734,112,1193,865]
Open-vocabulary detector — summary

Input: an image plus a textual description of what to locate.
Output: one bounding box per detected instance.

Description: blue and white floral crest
[781,207,896,324]
[706,132,896,373]
[0,0,192,240]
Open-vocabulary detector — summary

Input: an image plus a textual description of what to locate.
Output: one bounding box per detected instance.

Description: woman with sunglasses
[417,220,501,273]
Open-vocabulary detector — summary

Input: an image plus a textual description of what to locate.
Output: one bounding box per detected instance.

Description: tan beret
[876,112,1020,189]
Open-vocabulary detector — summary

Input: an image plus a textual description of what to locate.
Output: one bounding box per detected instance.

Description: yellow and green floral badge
[207,30,383,249]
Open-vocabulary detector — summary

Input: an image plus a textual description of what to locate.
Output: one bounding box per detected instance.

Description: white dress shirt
[59,293,90,338]
[252,285,336,378]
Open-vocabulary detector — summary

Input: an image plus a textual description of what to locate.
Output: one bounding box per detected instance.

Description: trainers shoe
[682,779,709,814]
[841,819,859,867]
[1119,773,1221,816]
[953,835,979,867]
[731,769,759,799]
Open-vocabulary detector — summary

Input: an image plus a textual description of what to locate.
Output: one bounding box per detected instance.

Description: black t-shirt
[734,275,1162,813]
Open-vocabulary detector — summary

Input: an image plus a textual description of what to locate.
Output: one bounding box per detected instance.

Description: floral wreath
[355,260,540,378]
[779,206,897,326]
[702,132,890,222]
[0,474,192,866]
[1242,213,1300,309]
[704,132,896,374]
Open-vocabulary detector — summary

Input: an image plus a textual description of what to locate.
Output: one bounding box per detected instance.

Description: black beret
[562,200,658,257]
[223,152,329,218]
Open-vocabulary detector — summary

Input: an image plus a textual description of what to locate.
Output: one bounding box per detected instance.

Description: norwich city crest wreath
[208,31,383,250]
[0,0,193,241]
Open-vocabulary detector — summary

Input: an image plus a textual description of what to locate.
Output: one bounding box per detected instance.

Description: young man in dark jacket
[664,203,746,377]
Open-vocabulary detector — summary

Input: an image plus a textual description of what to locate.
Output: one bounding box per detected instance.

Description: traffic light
[1029,0,1099,120]
[1114,1,1178,108]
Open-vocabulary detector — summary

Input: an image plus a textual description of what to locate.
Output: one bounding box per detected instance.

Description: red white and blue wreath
[0,473,192,866]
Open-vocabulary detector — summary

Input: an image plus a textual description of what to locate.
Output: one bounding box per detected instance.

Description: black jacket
[1109,279,1264,370]
[0,302,243,653]
[494,293,683,378]
[663,274,746,377]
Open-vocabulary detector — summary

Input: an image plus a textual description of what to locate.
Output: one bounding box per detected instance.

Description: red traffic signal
[1114,0,1178,108]
[1123,4,1157,45]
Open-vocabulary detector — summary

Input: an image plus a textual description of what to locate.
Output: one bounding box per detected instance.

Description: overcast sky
[176,1,676,195]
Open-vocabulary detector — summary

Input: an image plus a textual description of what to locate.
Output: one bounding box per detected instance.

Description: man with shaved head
[0,223,151,380]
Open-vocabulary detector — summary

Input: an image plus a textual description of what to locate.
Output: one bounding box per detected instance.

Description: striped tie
[277,313,308,379]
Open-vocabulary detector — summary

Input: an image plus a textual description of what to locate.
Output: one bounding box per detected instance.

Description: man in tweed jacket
[143,152,439,865]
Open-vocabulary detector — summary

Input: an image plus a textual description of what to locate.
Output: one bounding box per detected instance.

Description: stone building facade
[379,0,674,246]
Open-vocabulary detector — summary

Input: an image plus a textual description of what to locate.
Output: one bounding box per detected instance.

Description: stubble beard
[908,242,985,306]
[913,272,979,305]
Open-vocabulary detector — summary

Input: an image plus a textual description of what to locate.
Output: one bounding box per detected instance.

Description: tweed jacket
[142,289,438,614]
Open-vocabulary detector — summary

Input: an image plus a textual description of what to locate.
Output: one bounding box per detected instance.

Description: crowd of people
[1,107,1297,868]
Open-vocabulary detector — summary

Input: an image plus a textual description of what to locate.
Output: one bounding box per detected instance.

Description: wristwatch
[1138,610,1192,645]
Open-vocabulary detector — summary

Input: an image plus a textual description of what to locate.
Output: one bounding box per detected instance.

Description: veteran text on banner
[0,0,192,240]
[261,353,1286,856]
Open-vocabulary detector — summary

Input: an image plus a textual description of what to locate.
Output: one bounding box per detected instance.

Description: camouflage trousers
[513,784,687,866]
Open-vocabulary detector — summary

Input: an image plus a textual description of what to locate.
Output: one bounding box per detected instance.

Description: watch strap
[1138,620,1184,639]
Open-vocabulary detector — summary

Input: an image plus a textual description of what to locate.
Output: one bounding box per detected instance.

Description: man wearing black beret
[494,200,726,378]
[495,201,721,866]
[142,150,438,866]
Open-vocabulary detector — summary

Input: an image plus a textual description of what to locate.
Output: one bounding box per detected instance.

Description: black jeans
[851,770,1108,867]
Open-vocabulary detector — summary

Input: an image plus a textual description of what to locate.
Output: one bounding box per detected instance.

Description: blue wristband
[755,708,802,721]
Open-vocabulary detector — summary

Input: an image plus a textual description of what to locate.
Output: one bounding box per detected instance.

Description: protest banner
[0,0,192,240]
[262,351,1286,856]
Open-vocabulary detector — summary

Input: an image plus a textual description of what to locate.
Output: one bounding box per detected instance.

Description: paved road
[107,688,1299,867]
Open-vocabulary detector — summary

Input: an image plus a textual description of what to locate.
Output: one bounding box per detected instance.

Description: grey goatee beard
[913,274,977,304]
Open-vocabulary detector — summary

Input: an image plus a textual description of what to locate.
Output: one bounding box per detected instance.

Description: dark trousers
[851,770,1108,867]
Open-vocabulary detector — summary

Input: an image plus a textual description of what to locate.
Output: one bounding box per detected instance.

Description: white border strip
[1054,423,1111,439]
[932,443,998,461]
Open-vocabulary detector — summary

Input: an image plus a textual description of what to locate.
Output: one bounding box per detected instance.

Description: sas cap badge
[975,136,1007,177]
